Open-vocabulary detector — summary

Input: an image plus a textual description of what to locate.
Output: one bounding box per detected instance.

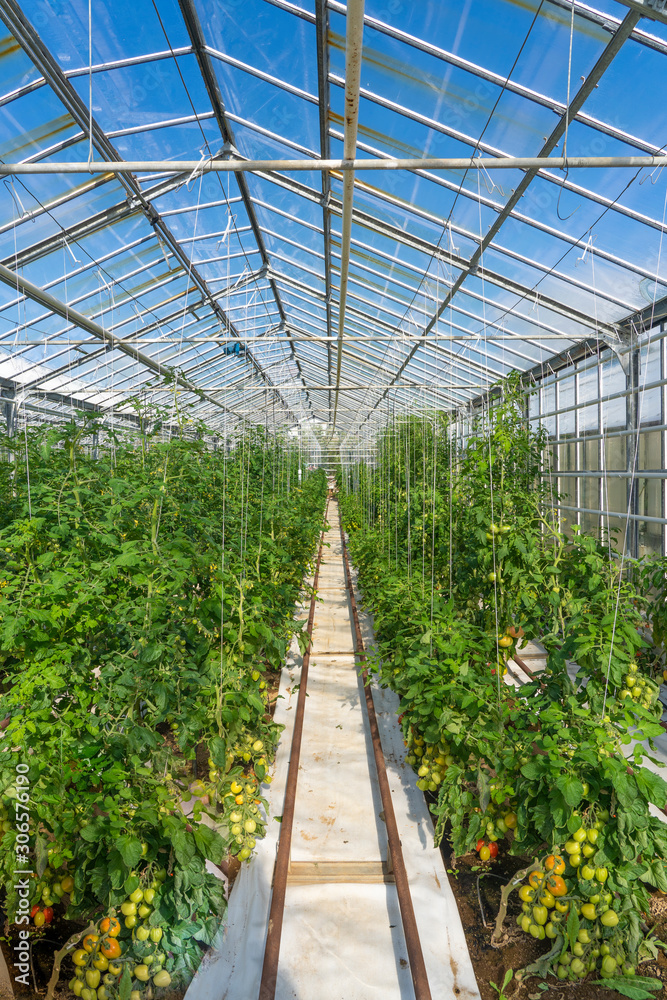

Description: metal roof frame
[0,0,664,435]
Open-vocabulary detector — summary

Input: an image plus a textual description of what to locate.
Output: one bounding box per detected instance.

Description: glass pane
[637,478,662,520]
[603,477,627,518]
[558,441,576,473]
[559,476,576,508]
[638,430,662,471]
[579,403,598,433]
[604,434,625,472]
[581,510,600,534]
[639,386,661,425]
[581,437,599,472]
[580,475,599,512]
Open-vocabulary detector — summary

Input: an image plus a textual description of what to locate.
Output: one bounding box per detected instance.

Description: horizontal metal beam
[7,333,576,345]
[1,155,666,174]
[65,383,476,392]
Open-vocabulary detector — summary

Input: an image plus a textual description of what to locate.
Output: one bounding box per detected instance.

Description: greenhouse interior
[3,0,667,999]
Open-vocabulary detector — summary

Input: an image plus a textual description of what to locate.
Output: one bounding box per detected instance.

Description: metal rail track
[257,494,433,1000]
[339,520,433,1000]
[258,495,330,1000]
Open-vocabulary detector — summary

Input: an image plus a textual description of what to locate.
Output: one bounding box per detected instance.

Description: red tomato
[30,905,40,918]
[43,907,54,924]
[488,842,499,858]
[476,839,486,852]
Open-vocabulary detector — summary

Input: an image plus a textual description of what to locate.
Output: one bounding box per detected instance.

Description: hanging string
[478,169,503,722]
[556,0,578,222]
[23,396,31,520]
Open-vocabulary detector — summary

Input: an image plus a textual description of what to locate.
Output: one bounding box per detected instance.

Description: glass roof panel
[0,0,665,430]
[24,0,191,71]
[584,35,667,146]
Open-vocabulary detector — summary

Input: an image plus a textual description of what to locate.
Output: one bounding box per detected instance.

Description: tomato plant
[338,375,667,982]
[0,416,327,994]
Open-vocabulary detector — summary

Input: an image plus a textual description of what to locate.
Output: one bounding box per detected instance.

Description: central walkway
[187,500,481,1000]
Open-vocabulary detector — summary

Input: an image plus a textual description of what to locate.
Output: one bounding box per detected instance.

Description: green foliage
[338,375,667,976]
[0,417,326,988]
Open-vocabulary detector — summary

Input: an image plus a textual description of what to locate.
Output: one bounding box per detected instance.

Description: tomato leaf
[555,774,584,807]
[208,736,227,768]
[115,834,142,869]
[118,964,132,1000]
[590,977,663,999]
[34,833,48,878]
[566,905,579,952]
[173,829,196,865]
[123,873,140,896]
[477,768,490,816]
[639,859,667,893]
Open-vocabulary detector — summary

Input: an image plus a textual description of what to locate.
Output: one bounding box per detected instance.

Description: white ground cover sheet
[186,506,480,1000]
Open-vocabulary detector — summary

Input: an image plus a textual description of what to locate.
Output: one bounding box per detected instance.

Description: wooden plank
[283,860,395,885]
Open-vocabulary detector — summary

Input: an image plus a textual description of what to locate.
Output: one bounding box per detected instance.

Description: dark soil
[1,912,86,1000]
[436,822,667,1000]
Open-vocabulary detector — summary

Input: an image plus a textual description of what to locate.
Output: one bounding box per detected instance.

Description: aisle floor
[186,502,480,1000]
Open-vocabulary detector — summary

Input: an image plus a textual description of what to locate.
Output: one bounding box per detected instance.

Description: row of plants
[0,413,327,997]
[338,375,667,993]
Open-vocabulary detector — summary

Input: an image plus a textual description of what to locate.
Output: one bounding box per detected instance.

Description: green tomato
[600,909,619,928]
[601,955,618,977]
[135,925,150,942]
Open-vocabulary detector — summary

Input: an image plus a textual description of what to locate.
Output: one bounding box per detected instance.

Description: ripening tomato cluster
[515,843,635,981]
[166,743,270,864]
[474,793,518,855]
[69,875,171,1000]
[618,660,660,710]
[404,732,455,792]
[28,854,76,926]
[475,839,498,862]
[31,903,53,927]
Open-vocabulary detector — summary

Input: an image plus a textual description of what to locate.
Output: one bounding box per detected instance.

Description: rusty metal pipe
[331,0,365,433]
[258,497,330,1000]
[339,521,433,1000]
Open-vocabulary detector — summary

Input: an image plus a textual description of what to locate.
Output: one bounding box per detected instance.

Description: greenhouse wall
[526,321,667,559]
